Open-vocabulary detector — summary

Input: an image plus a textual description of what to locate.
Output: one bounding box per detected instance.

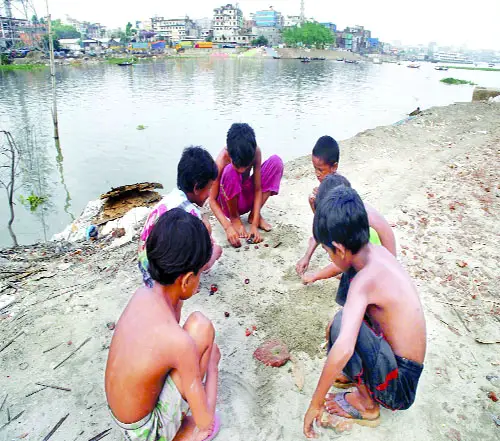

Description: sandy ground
[0,101,499,441]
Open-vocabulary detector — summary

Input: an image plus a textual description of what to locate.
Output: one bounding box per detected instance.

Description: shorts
[329,310,423,410]
[111,376,189,441]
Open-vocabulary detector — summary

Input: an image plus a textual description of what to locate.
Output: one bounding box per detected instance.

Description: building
[251,26,282,46]
[151,17,199,43]
[212,4,243,41]
[0,16,28,48]
[320,22,337,33]
[194,17,213,40]
[252,8,283,28]
[59,38,81,51]
[284,15,301,28]
[65,16,106,39]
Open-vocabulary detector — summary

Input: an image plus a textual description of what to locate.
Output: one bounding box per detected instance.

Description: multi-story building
[0,16,30,48]
[194,17,213,40]
[212,4,243,41]
[320,22,337,33]
[151,17,199,43]
[252,8,283,28]
[65,16,106,39]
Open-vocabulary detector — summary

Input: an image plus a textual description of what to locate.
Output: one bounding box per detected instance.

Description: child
[296,174,396,286]
[138,146,222,288]
[303,187,426,438]
[209,123,284,248]
[106,209,221,441]
[308,136,340,211]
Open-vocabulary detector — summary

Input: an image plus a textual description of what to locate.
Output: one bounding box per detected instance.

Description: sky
[15,0,500,50]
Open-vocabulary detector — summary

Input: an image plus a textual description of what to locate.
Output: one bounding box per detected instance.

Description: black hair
[227,123,257,168]
[315,174,352,210]
[177,146,218,194]
[312,136,340,166]
[146,208,212,286]
[313,186,369,254]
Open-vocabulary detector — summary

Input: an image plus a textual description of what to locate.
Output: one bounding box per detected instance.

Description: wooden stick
[43,342,63,353]
[35,382,71,392]
[42,413,69,441]
[0,394,7,412]
[0,331,24,353]
[53,337,91,370]
[0,410,24,430]
[87,428,112,441]
[25,386,48,398]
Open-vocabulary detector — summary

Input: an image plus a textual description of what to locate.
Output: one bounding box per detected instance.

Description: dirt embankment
[0,102,499,441]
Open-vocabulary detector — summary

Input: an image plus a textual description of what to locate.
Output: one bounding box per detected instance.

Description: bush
[440,77,477,85]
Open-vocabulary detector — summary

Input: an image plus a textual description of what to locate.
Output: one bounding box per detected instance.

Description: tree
[125,22,133,37]
[32,15,39,25]
[51,19,80,39]
[283,22,334,49]
[205,35,213,42]
[251,35,269,47]
[43,35,61,52]
[0,131,21,247]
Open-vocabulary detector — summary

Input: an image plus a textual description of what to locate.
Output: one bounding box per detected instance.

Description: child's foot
[332,374,355,389]
[324,391,380,426]
[231,219,249,238]
[248,213,272,232]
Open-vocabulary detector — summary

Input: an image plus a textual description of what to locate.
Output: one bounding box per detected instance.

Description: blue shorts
[329,310,423,410]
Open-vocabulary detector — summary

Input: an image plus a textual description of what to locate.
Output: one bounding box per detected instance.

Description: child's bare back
[351,244,426,363]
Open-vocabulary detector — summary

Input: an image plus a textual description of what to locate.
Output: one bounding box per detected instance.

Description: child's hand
[296,257,310,275]
[301,272,317,285]
[225,225,241,247]
[232,219,249,239]
[250,226,262,243]
[303,405,322,438]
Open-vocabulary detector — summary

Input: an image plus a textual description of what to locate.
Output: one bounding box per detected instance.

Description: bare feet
[231,218,249,238]
[248,213,272,232]
[324,390,380,422]
[202,244,223,273]
[333,374,352,387]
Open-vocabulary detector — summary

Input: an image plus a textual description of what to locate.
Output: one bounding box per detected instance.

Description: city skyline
[18,0,499,50]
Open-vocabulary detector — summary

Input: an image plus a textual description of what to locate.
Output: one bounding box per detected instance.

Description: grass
[443,66,500,72]
[0,63,46,71]
[106,57,137,65]
[440,77,477,85]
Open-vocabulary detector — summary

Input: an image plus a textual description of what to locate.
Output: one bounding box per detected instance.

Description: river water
[1,58,499,247]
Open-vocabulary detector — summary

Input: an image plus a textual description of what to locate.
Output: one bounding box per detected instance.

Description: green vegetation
[0,53,11,65]
[283,22,334,48]
[52,19,80,39]
[0,64,46,71]
[19,193,47,212]
[440,77,477,85]
[106,57,136,64]
[443,66,500,72]
[136,125,147,130]
[251,35,269,47]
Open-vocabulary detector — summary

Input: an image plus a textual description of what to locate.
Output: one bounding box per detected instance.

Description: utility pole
[45,0,59,139]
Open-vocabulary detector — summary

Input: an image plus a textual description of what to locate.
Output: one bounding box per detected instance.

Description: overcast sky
[22,0,500,50]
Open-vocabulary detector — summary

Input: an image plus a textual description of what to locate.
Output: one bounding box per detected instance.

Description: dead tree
[0,131,21,247]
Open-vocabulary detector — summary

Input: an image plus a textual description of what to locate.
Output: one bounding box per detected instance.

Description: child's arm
[208,158,242,247]
[296,236,319,275]
[249,147,263,243]
[304,282,368,438]
[366,203,397,256]
[302,262,342,285]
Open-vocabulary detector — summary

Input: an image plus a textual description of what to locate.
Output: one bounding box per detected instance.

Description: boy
[106,209,221,441]
[303,187,426,438]
[138,146,221,288]
[308,136,340,211]
[209,123,284,248]
[296,174,396,286]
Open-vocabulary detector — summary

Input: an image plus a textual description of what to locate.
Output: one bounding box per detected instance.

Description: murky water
[1,58,499,247]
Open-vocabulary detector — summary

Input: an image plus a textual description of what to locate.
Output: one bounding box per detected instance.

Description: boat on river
[408,62,421,68]
[301,57,311,63]
[117,61,133,66]
[344,59,359,64]
[434,66,449,71]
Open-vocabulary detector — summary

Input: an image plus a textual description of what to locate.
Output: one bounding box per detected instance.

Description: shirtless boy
[106,209,221,441]
[304,186,426,438]
[297,173,396,286]
[209,123,284,247]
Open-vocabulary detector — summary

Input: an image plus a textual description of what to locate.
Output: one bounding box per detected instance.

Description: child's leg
[171,312,219,441]
[218,164,248,237]
[248,155,284,231]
